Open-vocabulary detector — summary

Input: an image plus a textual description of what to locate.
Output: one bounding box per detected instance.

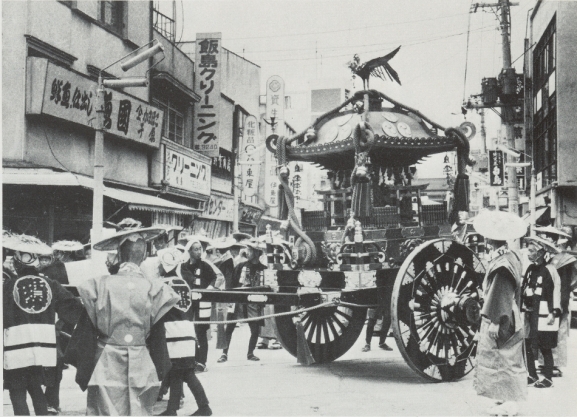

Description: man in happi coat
[3,233,82,416]
[522,236,562,388]
[72,225,179,415]
[472,210,528,417]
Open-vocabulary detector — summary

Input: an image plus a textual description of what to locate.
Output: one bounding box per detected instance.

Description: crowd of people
[2,221,285,416]
[3,211,576,416]
[472,210,576,416]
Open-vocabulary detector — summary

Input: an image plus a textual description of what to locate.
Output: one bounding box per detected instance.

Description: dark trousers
[365,313,391,345]
[166,368,209,413]
[194,323,210,365]
[9,371,48,416]
[526,339,554,379]
[223,321,260,356]
[44,357,64,409]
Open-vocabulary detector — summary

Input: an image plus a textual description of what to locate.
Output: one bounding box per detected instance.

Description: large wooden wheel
[274,304,367,363]
[391,238,485,382]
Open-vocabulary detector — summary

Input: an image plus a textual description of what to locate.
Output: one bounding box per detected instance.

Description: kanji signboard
[194,33,222,157]
[489,150,504,186]
[264,75,285,209]
[35,61,162,147]
[164,147,211,196]
[241,115,261,199]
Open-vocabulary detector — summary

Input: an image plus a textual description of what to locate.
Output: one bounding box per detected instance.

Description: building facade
[2,1,208,245]
[527,0,577,231]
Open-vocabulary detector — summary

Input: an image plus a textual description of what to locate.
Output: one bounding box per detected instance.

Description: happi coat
[474,248,527,402]
[540,252,577,367]
[3,267,82,389]
[521,262,561,349]
[76,262,179,415]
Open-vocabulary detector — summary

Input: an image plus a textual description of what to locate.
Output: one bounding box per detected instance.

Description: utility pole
[471,0,519,214]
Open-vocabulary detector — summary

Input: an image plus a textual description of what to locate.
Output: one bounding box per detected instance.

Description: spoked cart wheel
[274,303,367,363]
[391,239,486,382]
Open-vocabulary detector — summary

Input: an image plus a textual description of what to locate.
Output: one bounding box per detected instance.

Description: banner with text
[264,75,285,209]
[164,146,211,196]
[241,115,261,199]
[200,193,234,222]
[36,61,162,147]
[489,150,504,186]
[194,33,222,157]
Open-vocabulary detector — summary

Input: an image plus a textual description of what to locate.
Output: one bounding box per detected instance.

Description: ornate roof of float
[268,90,468,172]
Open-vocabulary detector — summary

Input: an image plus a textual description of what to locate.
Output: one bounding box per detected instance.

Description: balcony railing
[153,8,175,42]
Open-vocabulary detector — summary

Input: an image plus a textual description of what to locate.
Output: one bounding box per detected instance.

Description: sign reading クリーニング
[194,33,222,157]
[164,147,211,196]
[37,61,162,147]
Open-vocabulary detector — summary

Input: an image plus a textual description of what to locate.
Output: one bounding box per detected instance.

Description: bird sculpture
[348,46,402,89]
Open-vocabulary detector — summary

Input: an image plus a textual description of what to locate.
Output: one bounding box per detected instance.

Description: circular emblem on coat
[13,275,53,314]
[163,277,192,312]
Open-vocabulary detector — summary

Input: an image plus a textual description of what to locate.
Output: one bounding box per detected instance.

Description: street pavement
[4,323,576,416]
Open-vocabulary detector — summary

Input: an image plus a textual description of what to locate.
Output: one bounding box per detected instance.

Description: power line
[221,11,472,41]
[253,25,497,63]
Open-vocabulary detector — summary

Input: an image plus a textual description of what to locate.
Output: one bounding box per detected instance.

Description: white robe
[77,262,179,415]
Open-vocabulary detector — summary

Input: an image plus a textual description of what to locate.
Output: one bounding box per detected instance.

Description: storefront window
[533,16,557,187]
[153,98,185,145]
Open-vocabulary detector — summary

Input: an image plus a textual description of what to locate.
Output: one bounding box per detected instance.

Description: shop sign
[264,75,285,208]
[201,193,234,222]
[489,150,504,186]
[38,61,162,147]
[239,203,263,225]
[164,147,211,196]
[241,115,261,198]
[194,33,222,157]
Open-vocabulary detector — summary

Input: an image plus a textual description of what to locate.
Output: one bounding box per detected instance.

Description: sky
[159,0,535,177]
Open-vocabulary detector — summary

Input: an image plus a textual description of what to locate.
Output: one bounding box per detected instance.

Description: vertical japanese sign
[264,75,285,209]
[289,163,303,207]
[194,33,222,157]
[489,150,504,186]
[241,115,261,198]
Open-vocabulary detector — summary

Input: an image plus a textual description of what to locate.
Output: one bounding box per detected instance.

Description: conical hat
[524,236,560,254]
[534,226,572,238]
[232,232,252,242]
[2,233,53,255]
[209,236,246,250]
[242,238,267,251]
[52,240,84,252]
[473,209,527,241]
[93,227,165,251]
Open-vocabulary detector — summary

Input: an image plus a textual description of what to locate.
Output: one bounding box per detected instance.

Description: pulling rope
[186,298,378,326]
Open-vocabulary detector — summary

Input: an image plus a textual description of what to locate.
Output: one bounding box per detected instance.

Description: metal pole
[530,167,536,236]
[498,0,519,215]
[92,75,105,250]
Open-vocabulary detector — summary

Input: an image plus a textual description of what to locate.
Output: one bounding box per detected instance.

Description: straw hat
[242,238,267,252]
[52,240,84,252]
[472,209,528,241]
[232,232,252,242]
[524,236,560,254]
[534,226,572,239]
[93,227,165,251]
[157,247,184,273]
[209,236,246,251]
[2,233,53,255]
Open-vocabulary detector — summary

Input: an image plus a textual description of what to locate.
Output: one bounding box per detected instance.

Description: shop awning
[3,168,200,215]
